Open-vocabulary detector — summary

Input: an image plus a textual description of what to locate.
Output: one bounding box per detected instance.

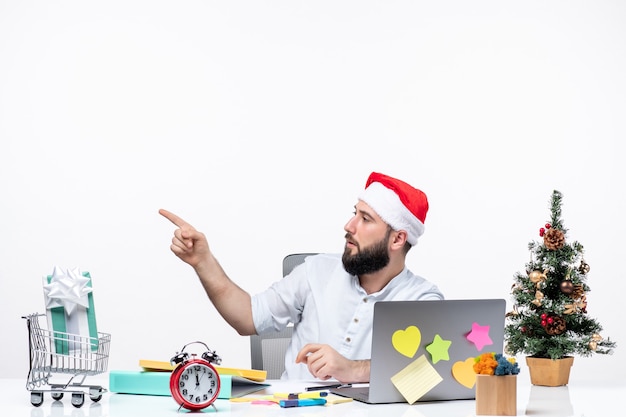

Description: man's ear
[390,230,408,250]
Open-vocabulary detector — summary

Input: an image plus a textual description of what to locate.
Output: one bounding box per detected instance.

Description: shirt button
[345,337,351,343]
[353,318,359,323]
[363,298,368,303]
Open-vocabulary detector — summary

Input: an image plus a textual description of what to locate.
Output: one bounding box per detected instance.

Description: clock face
[171,360,220,410]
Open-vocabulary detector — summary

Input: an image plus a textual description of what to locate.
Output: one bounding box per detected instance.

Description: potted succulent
[504,190,616,386]
[474,352,520,416]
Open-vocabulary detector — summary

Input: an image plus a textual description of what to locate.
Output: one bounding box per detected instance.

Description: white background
[1,1,624,384]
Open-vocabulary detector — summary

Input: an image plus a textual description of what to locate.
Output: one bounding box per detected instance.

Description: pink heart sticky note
[452,357,477,389]
[392,326,421,358]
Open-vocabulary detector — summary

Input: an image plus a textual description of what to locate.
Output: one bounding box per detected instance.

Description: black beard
[342,231,391,276]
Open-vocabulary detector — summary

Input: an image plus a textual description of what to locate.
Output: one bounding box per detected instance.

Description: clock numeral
[203,394,208,401]
[211,380,216,387]
[182,389,188,395]
[179,381,185,388]
[181,374,189,381]
[195,396,201,403]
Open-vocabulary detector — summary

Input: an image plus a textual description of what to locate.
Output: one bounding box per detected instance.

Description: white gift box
[42,266,99,354]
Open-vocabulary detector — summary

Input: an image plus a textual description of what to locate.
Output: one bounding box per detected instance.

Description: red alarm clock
[169,341,222,411]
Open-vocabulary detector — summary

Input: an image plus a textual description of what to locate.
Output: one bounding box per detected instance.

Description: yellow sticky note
[392,325,421,358]
[324,394,353,405]
[229,395,275,403]
[390,354,443,404]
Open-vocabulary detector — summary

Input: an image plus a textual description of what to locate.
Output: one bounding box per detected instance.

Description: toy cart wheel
[89,386,103,402]
[71,392,85,408]
[30,391,44,407]
[51,391,64,401]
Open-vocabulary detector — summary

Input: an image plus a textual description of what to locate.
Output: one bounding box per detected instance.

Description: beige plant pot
[525,356,574,387]
[475,374,517,416]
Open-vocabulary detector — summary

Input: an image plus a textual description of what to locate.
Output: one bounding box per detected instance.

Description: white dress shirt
[251,253,444,380]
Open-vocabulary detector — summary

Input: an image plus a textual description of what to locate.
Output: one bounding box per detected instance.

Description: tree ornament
[579,295,588,313]
[579,259,590,274]
[543,228,565,250]
[589,334,602,350]
[505,305,519,317]
[539,224,551,237]
[529,270,547,288]
[531,290,544,307]
[571,284,585,300]
[560,279,574,295]
[543,315,566,335]
[564,293,587,314]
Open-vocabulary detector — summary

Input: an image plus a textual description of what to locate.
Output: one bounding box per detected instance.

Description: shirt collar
[351,267,409,298]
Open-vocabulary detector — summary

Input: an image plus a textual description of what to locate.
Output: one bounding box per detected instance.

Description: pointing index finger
[159,208,191,229]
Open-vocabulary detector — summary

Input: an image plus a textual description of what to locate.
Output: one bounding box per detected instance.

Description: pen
[274,391,328,399]
[305,383,352,391]
[279,398,327,408]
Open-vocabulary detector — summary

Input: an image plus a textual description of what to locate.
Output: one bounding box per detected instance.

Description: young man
[160,172,443,383]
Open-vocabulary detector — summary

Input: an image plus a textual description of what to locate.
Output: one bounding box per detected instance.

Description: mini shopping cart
[23,313,111,408]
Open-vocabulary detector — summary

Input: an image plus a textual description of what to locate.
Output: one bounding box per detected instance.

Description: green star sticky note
[425,334,452,364]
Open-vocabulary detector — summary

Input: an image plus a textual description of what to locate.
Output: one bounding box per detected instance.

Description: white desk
[1,375,622,417]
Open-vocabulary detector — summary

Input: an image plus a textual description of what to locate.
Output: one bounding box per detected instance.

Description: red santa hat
[358,172,428,245]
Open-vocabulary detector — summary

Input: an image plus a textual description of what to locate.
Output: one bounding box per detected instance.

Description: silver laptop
[331,299,506,404]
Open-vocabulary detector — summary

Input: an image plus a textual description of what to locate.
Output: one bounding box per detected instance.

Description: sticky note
[466,322,493,351]
[392,325,421,358]
[390,354,443,404]
[452,357,477,388]
[324,394,353,405]
[425,334,452,364]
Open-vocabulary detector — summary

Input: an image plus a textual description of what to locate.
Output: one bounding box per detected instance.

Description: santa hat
[358,172,428,245]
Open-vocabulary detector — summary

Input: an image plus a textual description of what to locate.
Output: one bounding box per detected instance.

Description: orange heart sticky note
[392,326,421,358]
[452,357,477,389]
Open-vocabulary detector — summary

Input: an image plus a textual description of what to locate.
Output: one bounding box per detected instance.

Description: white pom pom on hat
[357,172,428,245]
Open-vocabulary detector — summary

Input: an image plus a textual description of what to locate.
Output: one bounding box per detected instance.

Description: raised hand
[159,209,211,270]
[159,208,256,336]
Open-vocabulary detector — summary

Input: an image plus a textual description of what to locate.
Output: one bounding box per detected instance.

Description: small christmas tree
[504,190,616,360]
